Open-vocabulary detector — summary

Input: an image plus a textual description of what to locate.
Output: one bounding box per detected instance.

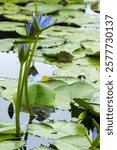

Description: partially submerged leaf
[57,51,74,62]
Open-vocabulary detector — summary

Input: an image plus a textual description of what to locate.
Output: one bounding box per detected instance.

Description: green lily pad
[54,64,100,82]
[62,4,85,10]
[70,82,95,99]
[54,81,95,109]
[4,14,31,22]
[0,78,17,100]
[43,42,81,58]
[37,36,66,48]
[22,83,55,108]
[3,2,21,12]
[0,121,23,142]
[41,79,67,89]
[0,22,25,36]
[22,2,62,14]
[0,140,25,150]
[53,134,99,149]
[53,135,91,150]
[41,26,99,42]
[59,9,100,28]
[52,76,81,84]
[28,121,86,139]
[55,84,71,109]
[0,39,14,52]
[81,41,100,56]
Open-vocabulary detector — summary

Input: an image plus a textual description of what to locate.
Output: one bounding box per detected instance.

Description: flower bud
[18,44,29,64]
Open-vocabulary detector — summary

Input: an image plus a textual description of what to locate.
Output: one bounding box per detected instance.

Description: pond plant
[16,12,57,136]
[0,0,100,149]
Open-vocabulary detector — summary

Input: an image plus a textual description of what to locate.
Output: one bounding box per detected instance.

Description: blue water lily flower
[37,12,57,28]
[33,12,57,33]
[90,127,98,142]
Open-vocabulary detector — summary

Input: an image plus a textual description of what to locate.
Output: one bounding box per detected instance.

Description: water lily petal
[35,12,57,30]
[92,127,98,139]
[40,16,51,28]
[27,22,32,33]
[37,12,42,24]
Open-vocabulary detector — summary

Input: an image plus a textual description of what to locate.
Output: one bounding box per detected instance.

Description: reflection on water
[0,52,57,80]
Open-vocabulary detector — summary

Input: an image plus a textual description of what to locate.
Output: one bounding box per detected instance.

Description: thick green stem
[24,59,33,118]
[15,63,24,136]
[15,35,39,135]
[15,42,32,136]
[24,35,39,118]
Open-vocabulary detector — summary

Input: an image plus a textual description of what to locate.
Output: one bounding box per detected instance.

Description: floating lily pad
[22,2,62,14]
[54,64,100,82]
[81,41,100,56]
[53,134,99,149]
[28,121,86,139]
[54,81,95,109]
[53,135,90,150]
[41,79,67,89]
[22,83,55,108]
[43,42,81,58]
[3,2,21,12]
[0,39,14,52]
[0,121,23,142]
[0,78,17,100]
[0,140,25,150]
[4,14,31,22]
[0,22,25,36]
[37,36,66,48]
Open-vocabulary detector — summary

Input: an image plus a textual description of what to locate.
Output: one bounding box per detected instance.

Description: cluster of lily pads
[0,0,100,149]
